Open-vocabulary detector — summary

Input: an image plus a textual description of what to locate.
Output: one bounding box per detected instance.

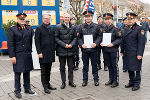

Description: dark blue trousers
[82,51,99,82]
[74,46,80,63]
[128,71,141,87]
[103,51,119,82]
[122,55,127,70]
[14,72,30,93]
[97,46,101,64]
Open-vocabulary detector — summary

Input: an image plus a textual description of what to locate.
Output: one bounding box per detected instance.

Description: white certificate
[102,33,112,46]
[84,35,93,48]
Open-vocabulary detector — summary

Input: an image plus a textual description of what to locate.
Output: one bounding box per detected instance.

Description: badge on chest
[141,30,145,35]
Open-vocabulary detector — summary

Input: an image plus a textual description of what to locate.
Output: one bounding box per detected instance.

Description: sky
[139,0,150,4]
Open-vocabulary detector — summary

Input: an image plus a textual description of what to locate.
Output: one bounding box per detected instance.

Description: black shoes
[15,90,34,98]
[104,66,108,71]
[111,81,119,88]
[97,64,102,70]
[74,62,79,71]
[82,82,88,87]
[15,93,22,99]
[61,82,76,89]
[48,84,57,90]
[82,81,99,87]
[105,81,119,88]
[69,82,76,87]
[94,81,99,86]
[44,84,56,94]
[105,80,114,86]
[25,90,35,94]
[44,88,51,94]
[132,86,140,91]
[60,82,66,89]
[125,83,140,91]
[125,83,134,88]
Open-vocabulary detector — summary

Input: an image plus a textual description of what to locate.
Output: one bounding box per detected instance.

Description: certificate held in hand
[102,33,112,46]
[84,35,93,48]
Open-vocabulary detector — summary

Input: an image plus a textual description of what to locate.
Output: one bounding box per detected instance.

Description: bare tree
[129,4,144,18]
[94,0,113,16]
[69,0,86,20]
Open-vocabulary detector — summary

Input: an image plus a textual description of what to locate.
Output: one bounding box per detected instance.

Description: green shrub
[2,21,17,36]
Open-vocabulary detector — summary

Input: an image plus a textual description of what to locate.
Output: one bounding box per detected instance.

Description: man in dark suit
[122,12,145,91]
[7,13,35,99]
[35,14,56,94]
[55,13,77,89]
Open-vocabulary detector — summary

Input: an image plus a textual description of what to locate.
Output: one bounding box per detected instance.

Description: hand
[82,44,87,49]
[137,56,142,60]
[38,53,43,59]
[100,43,104,47]
[107,43,114,47]
[65,44,69,48]
[78,45,80,48]
[91,43,96,48]
[121,53,124,56]
[11,57,16,64]
[68,44,72,48]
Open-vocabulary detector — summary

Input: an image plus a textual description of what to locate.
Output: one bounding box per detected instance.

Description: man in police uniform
[97,16,108,71]
[122,12,145,91]
[7,13,35,98]
[100,13,122,88]
[70,17,80,71]
[120,17,129,72]
[140,17,149,44]
[78,11,102,87]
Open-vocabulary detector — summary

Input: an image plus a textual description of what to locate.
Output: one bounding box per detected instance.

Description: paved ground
[0,43,150,100]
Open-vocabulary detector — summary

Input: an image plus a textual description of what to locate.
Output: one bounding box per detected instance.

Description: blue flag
[88,0,95,13]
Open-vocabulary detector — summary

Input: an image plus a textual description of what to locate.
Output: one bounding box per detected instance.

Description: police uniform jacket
[140,21,149,31]
[7,23,34,72]
[102,24,122,53]
[121,23,145,71]
[120,24,129,53]
[78,22,102,53]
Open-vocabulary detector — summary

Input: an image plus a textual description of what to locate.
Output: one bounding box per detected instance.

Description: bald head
[63,13,70,24]
[63,13,70,18]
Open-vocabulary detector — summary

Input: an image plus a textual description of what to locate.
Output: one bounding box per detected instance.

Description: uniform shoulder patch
[118,31,121,36]
[141,30,145,35]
